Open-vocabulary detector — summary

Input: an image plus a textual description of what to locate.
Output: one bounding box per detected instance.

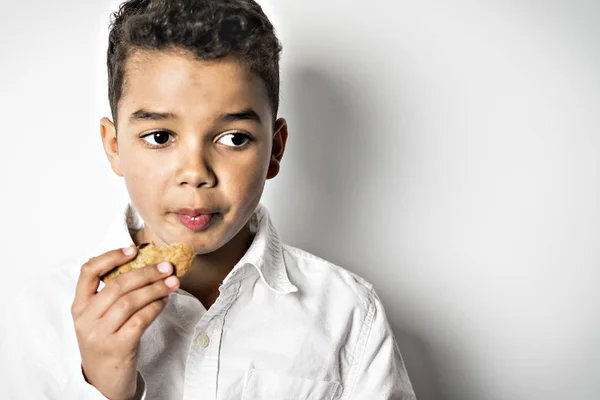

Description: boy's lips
[176,208,218,217]
[174,208,219,231]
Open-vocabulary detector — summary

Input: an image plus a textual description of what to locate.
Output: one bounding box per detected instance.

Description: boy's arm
[345,290,417,400]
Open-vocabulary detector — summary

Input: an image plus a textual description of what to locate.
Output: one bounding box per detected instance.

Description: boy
[0,0,416,399]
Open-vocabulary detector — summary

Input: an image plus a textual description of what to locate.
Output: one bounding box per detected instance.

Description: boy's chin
[184,241,221,256]
[170,229,239,256]
[162,233,223,255]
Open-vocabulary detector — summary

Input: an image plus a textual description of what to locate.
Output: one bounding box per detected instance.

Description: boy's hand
[71,247,180,400]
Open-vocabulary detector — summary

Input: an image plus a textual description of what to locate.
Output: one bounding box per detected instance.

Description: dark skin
[100,49,288,308]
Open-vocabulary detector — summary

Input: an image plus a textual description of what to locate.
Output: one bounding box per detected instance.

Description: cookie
[101,242,196,283]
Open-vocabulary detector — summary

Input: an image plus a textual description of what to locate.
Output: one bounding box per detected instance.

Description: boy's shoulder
[283,244,373,287]
[281,243,377,311]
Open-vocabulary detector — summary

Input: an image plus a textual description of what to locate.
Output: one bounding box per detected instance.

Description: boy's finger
[116,297,170,341]
[72,247,138,313]
[84,262,173,321]
[99,274,177,335]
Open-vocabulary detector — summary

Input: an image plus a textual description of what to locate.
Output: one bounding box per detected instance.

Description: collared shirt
[0,204,416,399]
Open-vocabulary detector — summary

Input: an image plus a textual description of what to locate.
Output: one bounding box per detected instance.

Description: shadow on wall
[280,66,443,400]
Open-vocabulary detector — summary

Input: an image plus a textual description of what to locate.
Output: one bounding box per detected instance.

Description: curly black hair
[107,0,282,125]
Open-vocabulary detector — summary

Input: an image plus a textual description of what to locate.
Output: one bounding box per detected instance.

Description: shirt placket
[182,281,239,400]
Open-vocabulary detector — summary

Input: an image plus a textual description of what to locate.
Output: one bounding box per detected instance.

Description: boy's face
[100,49,286,254]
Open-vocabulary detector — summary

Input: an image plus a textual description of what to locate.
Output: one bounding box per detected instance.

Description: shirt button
[196,333,210,348]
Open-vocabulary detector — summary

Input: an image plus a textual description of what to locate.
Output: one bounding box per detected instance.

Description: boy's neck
[133,223,254,309]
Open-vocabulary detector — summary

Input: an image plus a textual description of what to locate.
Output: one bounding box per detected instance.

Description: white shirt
[0,204,416,400]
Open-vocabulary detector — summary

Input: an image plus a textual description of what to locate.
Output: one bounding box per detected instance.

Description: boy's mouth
[175,208,219,231]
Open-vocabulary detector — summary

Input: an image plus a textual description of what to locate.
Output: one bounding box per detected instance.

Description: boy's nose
[176,153,217,188]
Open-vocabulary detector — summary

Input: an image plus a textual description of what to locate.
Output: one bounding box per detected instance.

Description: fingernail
[165,276,178,288]
[122,246,136,256]
[157,262,172,274]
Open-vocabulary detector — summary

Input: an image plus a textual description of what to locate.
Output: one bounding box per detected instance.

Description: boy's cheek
[121,154,167,179]
[225,167,267,195]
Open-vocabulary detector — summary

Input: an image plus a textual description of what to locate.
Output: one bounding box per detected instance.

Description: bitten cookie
[101,243,196,283]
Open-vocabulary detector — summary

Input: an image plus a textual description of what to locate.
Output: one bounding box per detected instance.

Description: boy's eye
[140,131,173,147]
[217,132,252,148]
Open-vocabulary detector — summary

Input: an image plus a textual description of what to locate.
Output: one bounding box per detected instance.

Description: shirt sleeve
[0,289,102,399]
[134,370,148,400]
[0,286,147,400]
[61,369,146,400]
[346,289,417,400]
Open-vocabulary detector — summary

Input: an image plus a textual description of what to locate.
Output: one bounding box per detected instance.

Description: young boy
[0,0,416,399]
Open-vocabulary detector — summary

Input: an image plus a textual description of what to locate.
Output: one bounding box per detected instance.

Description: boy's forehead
[119,49,271,123]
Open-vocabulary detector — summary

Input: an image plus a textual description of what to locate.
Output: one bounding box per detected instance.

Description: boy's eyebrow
[218,108,262,124]
[128,108,262,124]
[129,109,177,122]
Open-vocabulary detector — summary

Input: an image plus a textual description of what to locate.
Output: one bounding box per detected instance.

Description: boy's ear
[267,117,288,180]
[100,117,124,177]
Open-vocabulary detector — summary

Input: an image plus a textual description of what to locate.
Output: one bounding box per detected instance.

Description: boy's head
[100,0,288,255]
[106,0,282,126]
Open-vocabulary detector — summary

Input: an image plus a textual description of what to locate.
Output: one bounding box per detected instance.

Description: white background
[1,1,598,399]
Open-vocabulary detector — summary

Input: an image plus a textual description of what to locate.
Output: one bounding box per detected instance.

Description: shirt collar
[100,203,298,295]
[228,204,298,294]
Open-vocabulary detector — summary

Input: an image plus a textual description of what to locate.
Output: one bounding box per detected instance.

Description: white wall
[1,1,598,399]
